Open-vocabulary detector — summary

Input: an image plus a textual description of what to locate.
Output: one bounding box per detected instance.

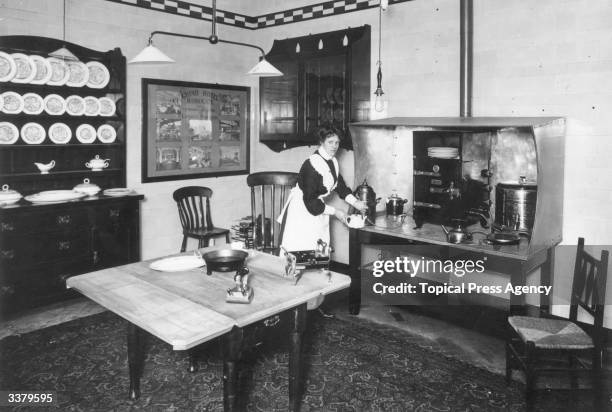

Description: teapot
[441,219,473,244]
[385,191,408,216]
[85,155,110,172]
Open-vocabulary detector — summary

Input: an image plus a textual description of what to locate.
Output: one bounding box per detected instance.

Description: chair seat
[508,316,594,350]
[184,227,229,239]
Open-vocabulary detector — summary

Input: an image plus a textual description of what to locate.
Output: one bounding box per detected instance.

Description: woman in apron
[278,126,367,315]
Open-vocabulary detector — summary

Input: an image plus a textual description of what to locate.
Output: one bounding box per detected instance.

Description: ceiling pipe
[459,0,473,117]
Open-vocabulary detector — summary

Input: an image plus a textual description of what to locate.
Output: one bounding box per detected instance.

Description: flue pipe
[459,0,473,117]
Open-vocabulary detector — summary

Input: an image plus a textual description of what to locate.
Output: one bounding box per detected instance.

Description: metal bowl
[202,249,248,275]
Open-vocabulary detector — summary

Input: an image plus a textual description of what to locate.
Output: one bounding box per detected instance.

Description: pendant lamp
[373,0,388,112]
[49,0,79,61]
[129,0,282,77]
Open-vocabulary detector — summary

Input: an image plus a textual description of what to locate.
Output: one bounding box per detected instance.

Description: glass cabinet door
[260,59,299,140]
[303,54,346,138]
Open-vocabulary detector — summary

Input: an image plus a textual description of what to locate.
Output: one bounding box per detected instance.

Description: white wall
[3,0,612,323]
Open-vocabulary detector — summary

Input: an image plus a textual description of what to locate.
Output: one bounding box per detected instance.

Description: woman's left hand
[354,200,368,213]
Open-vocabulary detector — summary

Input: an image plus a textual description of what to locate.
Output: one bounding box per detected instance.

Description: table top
[67,248,351,350]
[357,214,547,261]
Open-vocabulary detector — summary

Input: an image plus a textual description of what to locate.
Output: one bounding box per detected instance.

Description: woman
[279,125,368,253]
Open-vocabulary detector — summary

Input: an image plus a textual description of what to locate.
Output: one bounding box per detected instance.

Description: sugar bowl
[85,155,110,172]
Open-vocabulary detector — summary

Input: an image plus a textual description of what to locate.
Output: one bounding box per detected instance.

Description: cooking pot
[385,192,408,216]
[352,179,380,225]
[494,176,537,235]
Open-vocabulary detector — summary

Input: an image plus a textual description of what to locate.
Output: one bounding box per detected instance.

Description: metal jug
[352,179,380,225]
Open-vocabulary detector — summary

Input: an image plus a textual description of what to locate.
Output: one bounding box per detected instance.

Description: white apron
[277,153,338,252]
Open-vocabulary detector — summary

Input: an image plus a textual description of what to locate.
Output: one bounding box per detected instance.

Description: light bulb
[374,93,385,112]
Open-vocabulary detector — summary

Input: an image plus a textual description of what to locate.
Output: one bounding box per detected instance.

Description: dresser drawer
[0,209,89,236]
[0,232,91,268]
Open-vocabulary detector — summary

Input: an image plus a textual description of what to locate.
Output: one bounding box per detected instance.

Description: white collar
[317,147,334,161]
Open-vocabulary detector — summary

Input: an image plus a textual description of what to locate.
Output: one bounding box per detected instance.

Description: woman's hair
[317,125,343,144]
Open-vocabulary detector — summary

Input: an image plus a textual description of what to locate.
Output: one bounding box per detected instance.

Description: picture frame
[141,78,250,182]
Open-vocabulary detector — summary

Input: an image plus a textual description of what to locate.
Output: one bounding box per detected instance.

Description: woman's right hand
[334,209,347,223]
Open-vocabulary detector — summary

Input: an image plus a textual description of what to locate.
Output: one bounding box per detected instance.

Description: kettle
[441,219,473,244]
[352,179,380,225]
[385,191,408,215]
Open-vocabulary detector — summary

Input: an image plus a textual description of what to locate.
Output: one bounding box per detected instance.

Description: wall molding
[104,0,412,30]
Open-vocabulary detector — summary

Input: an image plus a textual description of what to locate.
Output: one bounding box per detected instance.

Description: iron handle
[58,241,71,251]
[57,215,72,225]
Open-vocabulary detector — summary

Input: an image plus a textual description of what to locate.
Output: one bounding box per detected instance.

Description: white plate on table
[49,122,72,144]
[76,124,97,143]
[29,55,53,85]
[20,122,46,144]
[10,53,36,84]
[22,92,45,115]
[0,122,19,145]
[0,51,17,82]
[86,61,110,89]
[103,188,132,197]
[149,255,205,272]
[25,190,86,204]
[46,57,70,86]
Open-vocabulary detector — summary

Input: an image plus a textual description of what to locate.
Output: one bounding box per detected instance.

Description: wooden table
[349,215,557,316]
[66,248,351,411]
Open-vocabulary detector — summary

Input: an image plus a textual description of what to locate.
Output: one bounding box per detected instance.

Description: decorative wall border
[104,0,411,30]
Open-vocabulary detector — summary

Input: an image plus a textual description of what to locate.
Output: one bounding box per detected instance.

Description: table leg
[289,303,307,412]
[127,322,145,400]
[348,228,362,315]
[222,326,243,412]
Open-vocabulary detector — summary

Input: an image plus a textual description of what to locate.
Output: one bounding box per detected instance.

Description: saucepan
[202,249,248,275]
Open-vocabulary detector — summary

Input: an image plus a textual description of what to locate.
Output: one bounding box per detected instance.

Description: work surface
[67,248,351,350]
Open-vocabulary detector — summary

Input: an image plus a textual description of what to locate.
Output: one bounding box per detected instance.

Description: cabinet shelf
[0,113,123,122]
[1,168,122,180]
[0,83,122,96]
[1,142,123,149]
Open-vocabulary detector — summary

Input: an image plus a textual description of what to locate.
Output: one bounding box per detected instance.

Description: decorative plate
[86,61,110,89]
[83,96,100,116]
[65,95,86,116]
[0,122,19,145]
[66,61,89,87]
[97,124,116,143]
[43,94,66,115]
[47,57,70,86]
[149,255,205,272]
[48,122,72,144]
[1,92,24,114]
[76,124,97,143]
[0,51,17,82]
[29,55,53,85]
[103,188,132,197]
[10,53,36,84]
[22,93,45,115]
[20,122,46,144]
[25,190,86,204]
[98,97,116,117]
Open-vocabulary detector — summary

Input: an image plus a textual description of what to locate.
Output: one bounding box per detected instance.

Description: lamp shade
[247,58,283,77]
[129,44,176,64]
[48,46,79,61]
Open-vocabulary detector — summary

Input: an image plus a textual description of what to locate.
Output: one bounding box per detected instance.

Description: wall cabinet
[0,36,142,315]
[259,26,370,152]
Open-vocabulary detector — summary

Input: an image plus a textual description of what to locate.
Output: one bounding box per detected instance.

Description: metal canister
[352,179,379,224]
[494,176,537,235]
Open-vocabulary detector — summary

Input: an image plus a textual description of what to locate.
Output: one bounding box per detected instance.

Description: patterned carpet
[0,311,600,411]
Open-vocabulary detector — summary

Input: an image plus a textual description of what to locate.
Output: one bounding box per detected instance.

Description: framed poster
[141,78,250,182]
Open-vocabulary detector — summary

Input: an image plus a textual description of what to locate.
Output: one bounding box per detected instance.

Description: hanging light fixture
[129,0,282,77]
[373,0,388,112]
[49,0,79,61]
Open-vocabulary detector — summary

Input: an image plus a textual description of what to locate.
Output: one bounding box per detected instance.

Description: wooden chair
[246,171,298,254]
[173,186,230,252]
[506,237,609,409]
